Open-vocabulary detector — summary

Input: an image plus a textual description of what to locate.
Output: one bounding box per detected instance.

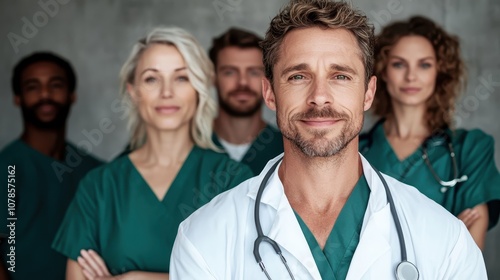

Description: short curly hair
[372,16,465,132]
[261,0,375,86]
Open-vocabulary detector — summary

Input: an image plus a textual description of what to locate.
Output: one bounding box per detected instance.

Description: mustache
[29,99,65,111]
[227,86,259,97]
[292,107,348,121]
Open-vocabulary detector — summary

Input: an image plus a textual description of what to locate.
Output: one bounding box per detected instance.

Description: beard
[278,106,362,157]
[218,85,263,117]
[21,99,71,130]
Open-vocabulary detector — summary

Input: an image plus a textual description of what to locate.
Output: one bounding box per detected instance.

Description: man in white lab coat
[169,0,487,279]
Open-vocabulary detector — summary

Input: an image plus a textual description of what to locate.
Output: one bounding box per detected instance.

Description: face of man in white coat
[262,27,376,157]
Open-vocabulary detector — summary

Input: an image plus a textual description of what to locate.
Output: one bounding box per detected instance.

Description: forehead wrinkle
[279,28,365,77]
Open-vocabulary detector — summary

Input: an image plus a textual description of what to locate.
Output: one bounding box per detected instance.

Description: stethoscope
[253,157,419,280]
[361,119,468,193]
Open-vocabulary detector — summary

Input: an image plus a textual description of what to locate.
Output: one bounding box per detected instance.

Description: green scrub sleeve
[457,130,500,229]
[51,171,100,260]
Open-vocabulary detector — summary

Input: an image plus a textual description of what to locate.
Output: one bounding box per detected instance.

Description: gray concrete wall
[0,0,499,277]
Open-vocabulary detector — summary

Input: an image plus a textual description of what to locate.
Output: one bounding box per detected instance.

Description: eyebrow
[22,76,66,85]
[280,63,358,79]
[280,63,309,79]
[330,64,357,75]
[139,67,187,75]
[218,65,264,71]
[390,55,435,61]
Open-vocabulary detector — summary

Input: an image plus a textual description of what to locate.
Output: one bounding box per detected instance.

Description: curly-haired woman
[360,16,500,249]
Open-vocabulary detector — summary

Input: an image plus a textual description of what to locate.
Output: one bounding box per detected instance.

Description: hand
[77,249,115,280]
[457,208,480,229]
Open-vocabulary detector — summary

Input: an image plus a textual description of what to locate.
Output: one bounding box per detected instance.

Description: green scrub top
[52,146,253,275]
[213,124,283,175]
[360,121,500,229]
[0,139,103,280]
[294,175,370,280]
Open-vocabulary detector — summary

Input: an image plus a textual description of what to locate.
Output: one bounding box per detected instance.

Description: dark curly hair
[372,16,465,132]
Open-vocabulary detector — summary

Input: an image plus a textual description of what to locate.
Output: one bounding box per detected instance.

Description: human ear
[363,76,377,111]
[127,83,139,103]
[262,77,276,111]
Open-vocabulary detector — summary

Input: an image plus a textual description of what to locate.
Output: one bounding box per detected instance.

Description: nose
[405,67,417,82]
[160,81,174,98]
[307,79,333,107]
[238,73,248,87]
[40,84,51,99]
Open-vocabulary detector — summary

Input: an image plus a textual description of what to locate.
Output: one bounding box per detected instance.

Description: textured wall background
[1,0,499,277]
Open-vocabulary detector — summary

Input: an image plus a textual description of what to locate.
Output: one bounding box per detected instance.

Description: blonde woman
[52,27,253,279]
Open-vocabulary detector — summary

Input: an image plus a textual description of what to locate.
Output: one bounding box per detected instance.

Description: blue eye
[420,63,432,69]
[335,75,349,80]
[145,76,157,84]
[289,74,305,81]
[222,69,236,76]
[248,69,263,77]
[391,62,405,68]
[176,76,189,82]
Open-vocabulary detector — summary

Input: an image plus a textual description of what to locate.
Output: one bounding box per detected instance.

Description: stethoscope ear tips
[396,261,419,280]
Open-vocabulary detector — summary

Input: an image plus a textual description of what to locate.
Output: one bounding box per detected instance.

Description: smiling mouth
[155,106,180,114]
[230,92,257,101]
[301,119,340,127]
[37,104,57,114]
[400,87,421,93]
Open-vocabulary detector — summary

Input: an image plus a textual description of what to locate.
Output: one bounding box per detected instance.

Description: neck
[279,139,362,213]
[133,126,194,167]
[21,123,66,160]
[213,109,266,144]
[385,104,429,139]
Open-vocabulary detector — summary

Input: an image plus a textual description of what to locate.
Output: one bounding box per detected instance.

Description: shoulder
[383,174,465,239]
[452,128,494,148]
[384,174,452,214]
[388,177,486,276]
[389,179,487,276]
[451,129,496,163]
[77,156,130,189]
[0,140,26,160]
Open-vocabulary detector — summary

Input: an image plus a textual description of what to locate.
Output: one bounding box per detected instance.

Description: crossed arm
[457,203,488,250]
[66,250,168,280]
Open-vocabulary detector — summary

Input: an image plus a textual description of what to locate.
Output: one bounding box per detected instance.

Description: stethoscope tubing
[253,156,419,280]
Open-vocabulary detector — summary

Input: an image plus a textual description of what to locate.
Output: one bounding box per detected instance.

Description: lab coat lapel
[266,175,322,279]
[346,155,394,279]
[247,155,322,279]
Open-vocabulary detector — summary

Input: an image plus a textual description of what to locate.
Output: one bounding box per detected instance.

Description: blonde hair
[119,27,218,151]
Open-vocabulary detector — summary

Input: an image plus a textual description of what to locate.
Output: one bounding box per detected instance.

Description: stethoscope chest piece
[396,261,419,280]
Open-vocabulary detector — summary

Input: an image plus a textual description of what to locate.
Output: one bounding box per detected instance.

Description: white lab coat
[170,154,486,279]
